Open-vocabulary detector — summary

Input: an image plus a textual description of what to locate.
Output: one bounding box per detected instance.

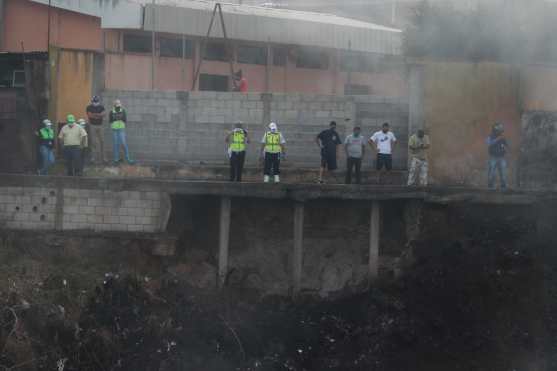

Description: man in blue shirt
[486,122,509,190]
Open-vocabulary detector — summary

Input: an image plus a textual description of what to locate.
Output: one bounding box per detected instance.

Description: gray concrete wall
[100,91,409,169]
[0,186,169,233]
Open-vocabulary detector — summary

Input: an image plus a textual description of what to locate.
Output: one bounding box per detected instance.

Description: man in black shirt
[86,95,106,164]
[316,121,342,183]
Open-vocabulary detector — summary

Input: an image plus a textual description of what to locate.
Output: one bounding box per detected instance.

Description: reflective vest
[264,132,282,153]
[230,130,246,152]
[39,127,54,140]
[111,108,126,130]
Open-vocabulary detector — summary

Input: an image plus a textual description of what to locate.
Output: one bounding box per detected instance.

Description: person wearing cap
[260,122,286,183]
[86,95,106,164]
[407,129,430,187]
[316,121,342,184]
[225,122,250,182]
[77,118,90,172]
[109,99,134,165]
[36,119,55,175]
[486,122,509,190]
[58,114,87,176]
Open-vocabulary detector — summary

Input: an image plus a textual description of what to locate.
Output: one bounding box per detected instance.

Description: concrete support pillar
[292,202,305,297]
[368,201,381,284]
[218,197,231,288]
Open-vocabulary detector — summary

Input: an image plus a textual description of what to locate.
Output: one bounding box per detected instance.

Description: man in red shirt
[233,70,248,93]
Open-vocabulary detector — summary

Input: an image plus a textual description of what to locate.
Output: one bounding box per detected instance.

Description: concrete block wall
[101,91,409,169]
[0,186,169,233]
[0,187,57,230]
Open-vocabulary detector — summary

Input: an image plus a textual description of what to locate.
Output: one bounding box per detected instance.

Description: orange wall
[423,62,522,187]
[521,65,557,111]
[2,0,102,52]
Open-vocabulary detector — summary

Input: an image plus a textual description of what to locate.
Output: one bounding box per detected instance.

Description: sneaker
[274,175,280,183]
[264,175,270,183]
[127,160,136,165]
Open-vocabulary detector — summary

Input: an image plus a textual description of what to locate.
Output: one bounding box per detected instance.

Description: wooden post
[368,201,380,284]
[218,197,231,288]
[292,202,304,297]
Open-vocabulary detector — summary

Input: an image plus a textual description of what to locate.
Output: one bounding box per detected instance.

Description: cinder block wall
[101,91,409,169]
[0,186,169,233]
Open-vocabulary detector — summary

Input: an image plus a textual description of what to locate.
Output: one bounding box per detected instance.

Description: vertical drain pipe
[218,197,231,288]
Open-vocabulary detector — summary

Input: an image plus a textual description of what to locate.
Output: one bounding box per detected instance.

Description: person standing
[487,122,509,190]
[86,95,106,164]
[109,100,134,165]
[344,126,366,184]
[407,129,431,186]
[36,119,55,175]
[260,122,286,183]
[316,121,342,184]
[77,118,89,173]
[225,122,250,182]
[58,114,87,176]
[369,122,397,183]
[233,70,248,93]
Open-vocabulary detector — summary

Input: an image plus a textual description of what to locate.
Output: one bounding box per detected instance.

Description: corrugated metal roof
[142,0,402,54]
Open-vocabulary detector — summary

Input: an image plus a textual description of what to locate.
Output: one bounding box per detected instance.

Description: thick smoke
[404,0,557,63]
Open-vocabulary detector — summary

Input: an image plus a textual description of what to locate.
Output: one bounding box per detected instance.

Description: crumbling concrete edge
[159,192,171,232]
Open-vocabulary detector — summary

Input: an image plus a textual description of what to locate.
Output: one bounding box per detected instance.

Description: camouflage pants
[407,157,428,186]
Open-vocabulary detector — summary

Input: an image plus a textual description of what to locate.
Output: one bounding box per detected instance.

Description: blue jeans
[112,129,131,163]
[39,145,55,175]
[488,157,507,189]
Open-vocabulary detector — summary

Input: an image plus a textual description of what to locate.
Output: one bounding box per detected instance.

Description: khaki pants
[407,157,428,186]
[89,125,105,163]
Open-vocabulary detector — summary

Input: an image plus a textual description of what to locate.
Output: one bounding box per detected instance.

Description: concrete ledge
[0,174,544,205]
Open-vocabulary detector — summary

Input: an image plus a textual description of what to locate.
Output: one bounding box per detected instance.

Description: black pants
[63,146,82,176]
[264,153,281,176]
[230,151,246,182]
[346,157,362,184]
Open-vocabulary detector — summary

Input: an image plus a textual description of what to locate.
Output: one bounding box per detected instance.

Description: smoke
[403,0,557,64]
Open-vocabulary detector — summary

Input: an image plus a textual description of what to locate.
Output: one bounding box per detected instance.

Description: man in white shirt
[369,122,397,180]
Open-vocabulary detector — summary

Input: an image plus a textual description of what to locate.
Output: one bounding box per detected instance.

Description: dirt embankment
[0,217,550,371]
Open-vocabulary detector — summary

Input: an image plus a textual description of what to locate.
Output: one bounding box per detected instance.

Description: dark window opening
[0,57,24,88]
[237,45,267,65]
[123,33,152,54]
[344,84,370,95]
[340,52,369,72]
[296,48,329,69]
[273,47,287,66]
[203,42,228,62]
[199,74,229,92]
[159,37,193,58]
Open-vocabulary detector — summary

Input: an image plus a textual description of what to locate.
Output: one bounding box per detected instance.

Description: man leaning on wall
[86,96,106,164]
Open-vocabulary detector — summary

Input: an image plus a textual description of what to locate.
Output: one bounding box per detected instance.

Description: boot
[264,175,270,183]
[274,175,280,183]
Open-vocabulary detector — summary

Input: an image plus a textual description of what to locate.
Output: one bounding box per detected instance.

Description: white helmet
[269,122,277,132]
[43,119,52,126]
[77,118,86,127]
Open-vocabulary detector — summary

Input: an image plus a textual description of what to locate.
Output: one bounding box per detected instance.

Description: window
[237,45,267,65]
[344,84,370,95]
[203,42,228,61]
[296,48,329,69]
[273,47,287,66]
[340,52,369,72]
[159,37,193,58]
[199,74,229,91]
[123,33,152,54]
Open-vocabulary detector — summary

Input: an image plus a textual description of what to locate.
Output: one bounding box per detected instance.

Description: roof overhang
[142,1,402,55]
[29,0,143,29]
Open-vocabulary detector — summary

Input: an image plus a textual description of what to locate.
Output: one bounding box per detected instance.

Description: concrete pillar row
[368,201,381,284]
[218,196,231,288]
[292,202,305,297]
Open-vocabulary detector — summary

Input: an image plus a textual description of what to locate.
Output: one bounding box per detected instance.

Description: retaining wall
[0,185,170,233]
[100,91,410,169]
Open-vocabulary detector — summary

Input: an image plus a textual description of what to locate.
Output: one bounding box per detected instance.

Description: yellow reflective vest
[264,132,282,153]
[230,130,246,152]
